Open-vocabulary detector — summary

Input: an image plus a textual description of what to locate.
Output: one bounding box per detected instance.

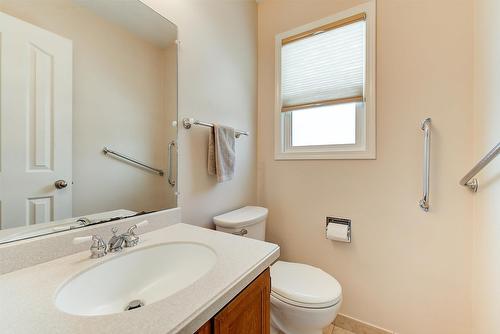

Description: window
[274,2,376,160]
[291,104,356,147]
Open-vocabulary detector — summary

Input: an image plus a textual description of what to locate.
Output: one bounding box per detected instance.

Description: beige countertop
[0,223,280,334]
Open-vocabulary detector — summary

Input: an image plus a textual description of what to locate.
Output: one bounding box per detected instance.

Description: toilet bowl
[213,206,342,334]
[270,294,341,334]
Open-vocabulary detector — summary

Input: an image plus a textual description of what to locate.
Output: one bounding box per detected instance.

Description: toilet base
[270,294,341,334]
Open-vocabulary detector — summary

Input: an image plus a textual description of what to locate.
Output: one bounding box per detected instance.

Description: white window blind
[281,14,366,112]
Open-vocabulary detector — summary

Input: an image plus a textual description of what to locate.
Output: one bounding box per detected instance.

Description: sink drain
[125,299,145,311]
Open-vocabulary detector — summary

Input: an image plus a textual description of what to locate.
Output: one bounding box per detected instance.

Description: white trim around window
[274,0,376,160]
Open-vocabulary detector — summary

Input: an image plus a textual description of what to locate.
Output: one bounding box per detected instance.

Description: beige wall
[142,0,258,227]
[0,0,177,216]
[258,1,474,333]
[472,0,500,332]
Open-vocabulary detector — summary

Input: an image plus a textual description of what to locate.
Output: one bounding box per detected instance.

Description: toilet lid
[213,206,268,228]
[271,261,342,308]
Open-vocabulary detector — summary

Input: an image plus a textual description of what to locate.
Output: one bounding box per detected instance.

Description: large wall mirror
[0,0,178,244]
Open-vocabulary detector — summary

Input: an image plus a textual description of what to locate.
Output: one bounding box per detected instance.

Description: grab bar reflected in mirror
[168,140,176,187]
[103,147,164,176]
[419,118,431,212]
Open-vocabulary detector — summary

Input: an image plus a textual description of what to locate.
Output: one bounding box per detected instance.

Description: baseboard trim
[334,313,394,334]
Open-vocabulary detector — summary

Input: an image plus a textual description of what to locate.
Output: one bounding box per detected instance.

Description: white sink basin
[55,242,217,316]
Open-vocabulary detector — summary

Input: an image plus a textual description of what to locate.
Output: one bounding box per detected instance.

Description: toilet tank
[213,206,268,241]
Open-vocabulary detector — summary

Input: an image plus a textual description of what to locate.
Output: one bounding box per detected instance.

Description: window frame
[274,1,376,160]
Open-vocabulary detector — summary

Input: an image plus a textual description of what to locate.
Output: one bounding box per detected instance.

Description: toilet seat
[271,290,340,309]
[270,261,342,309]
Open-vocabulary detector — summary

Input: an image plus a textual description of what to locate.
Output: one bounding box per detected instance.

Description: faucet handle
[124,220,149,248]
[73,235,107,259]
[128,220,149,233]
[73,235,94,245]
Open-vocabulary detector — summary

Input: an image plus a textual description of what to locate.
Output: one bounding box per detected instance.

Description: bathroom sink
[54,242,217,316]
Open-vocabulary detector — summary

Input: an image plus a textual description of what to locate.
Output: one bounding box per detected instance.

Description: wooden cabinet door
[213,269,270,334]
[195,320,212,334]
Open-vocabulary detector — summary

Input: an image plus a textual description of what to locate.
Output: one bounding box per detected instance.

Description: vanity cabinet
[195,268,270,334]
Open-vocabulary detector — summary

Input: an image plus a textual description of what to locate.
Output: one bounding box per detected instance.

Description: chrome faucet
[108,227,126,252]
[76,217,92,226]
[74,220,150,258]
[108,220,149,251]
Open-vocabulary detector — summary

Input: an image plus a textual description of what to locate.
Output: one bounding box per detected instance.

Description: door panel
[29,44,54,171]
[27,197,53,225]
[0,12,72,229]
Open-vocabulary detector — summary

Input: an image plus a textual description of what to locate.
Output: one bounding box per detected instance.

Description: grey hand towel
[208,124,235,182]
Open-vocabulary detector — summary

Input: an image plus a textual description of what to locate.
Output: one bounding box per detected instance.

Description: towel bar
[182,118,248,138]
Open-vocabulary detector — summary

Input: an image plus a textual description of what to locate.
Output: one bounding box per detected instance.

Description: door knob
[54,180,68,189]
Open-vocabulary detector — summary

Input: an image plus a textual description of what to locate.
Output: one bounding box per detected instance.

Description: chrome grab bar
[103,147,164,176]
[168,140,176,187]
[182,117,249,138]
[419,118,431,212]
[460,142,500,192]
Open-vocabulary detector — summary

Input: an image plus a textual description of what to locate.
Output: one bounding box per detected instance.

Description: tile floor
[323,324,356,334]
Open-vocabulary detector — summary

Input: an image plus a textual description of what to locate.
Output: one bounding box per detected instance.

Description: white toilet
[213,206,342,334]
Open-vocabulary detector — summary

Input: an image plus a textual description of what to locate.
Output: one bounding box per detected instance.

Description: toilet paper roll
[326,223,350,242]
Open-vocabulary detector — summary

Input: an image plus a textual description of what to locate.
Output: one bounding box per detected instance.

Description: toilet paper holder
[325,216,351,243]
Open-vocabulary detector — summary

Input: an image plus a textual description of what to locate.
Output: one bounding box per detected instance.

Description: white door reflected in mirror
[0,12,72,229]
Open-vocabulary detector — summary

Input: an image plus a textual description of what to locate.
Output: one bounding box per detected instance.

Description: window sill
[274,150,376,160]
